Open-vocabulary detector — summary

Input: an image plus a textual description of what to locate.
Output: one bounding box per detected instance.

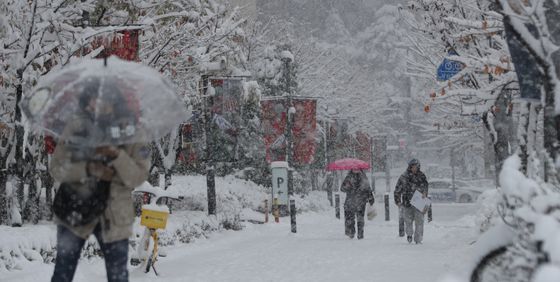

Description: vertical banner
[83,29,141,61]
[209,78,242,162]
[261,98,288,163]
[328,118,352,160]
[178,123,197,163]
[354,131,372,164]
[372,136,387,173]
[291,98,317,166]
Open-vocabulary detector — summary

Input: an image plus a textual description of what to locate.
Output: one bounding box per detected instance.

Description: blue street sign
[437,59,462,81]
[437,51,463,81]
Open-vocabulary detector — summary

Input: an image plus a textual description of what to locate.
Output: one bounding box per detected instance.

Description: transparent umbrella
[20,57,190,146]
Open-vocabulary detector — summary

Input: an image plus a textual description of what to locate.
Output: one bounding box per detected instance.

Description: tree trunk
[0,169,7,225]
[492,87,516,185]
[543,78,559,183]
[518,102,531,176]
[13,80,25,226]
[483,130,493,179]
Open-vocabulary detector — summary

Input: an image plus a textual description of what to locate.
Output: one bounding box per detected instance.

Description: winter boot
[407,236,412,243]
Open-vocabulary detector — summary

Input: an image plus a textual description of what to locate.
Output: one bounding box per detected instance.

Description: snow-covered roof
[271,161,289,168]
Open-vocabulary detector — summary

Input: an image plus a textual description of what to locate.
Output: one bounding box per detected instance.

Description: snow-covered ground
[2,201,478,282]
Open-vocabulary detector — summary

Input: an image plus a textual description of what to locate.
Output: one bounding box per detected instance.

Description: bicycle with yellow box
[130,183,182,275]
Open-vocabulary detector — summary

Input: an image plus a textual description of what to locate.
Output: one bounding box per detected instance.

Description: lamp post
[282,52,296,231]
[201,75,216,215]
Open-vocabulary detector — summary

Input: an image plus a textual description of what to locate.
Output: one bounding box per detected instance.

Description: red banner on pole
[209,78,242,162]
[354,131,371,164]
[261,99,287,163]
[372,136,387,173]
[291,98,317,165]
[82,29,141,61]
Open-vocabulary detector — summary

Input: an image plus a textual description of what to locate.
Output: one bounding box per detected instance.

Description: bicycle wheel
[471,245,510,282]
[145,253,154,273]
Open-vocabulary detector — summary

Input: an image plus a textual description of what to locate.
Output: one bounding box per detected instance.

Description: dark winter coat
[394,166,428,208]
[341,171,374,212]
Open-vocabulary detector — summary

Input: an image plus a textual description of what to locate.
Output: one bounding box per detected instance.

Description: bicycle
[130,183,182,275]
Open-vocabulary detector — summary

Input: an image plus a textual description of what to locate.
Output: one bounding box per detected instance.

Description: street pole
[283,55,294,218]
[202,75,216,215]
[290,199,297,233]
[370,137,375,193]
[385,138,391,222]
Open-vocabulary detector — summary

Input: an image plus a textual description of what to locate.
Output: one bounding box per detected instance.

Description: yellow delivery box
[140,205,169,229]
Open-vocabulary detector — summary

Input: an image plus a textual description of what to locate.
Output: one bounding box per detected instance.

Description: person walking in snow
[49,81,151,282]
[341,169,374,239]
[394,159,429,244]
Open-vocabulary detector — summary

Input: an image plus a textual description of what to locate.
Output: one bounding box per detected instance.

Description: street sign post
[271,161,289,214]
[437,50,463,81]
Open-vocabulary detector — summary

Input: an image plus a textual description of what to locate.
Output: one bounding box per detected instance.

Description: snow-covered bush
[475,155,560,281]
[474,189,502,233]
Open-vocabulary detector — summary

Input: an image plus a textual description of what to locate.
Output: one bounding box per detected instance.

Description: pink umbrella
[326,158,370,171]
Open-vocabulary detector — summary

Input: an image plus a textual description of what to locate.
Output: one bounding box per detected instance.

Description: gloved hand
[368,197,375,205]
[87,161,115,181]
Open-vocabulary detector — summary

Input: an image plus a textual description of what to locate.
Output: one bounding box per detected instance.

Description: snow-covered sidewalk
[3,203,477,282]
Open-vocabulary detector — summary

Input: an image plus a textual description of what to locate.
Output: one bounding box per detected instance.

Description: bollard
[427,201,433,223]
[398,206,405,237]
[384,193,390,221]
[290,199,297,233]
[327,189,333,207]
[264,199,269,223]
[335,194,340,219]
[273,197,280,223]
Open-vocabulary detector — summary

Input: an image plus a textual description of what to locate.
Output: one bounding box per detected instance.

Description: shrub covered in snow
[472,155,560,281]
[474,189,502,234]
[0,174,331,271]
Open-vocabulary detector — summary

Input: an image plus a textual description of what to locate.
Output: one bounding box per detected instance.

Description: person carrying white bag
[394,159,429,244]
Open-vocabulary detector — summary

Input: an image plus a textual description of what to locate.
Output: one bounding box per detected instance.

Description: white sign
[411,190,431,213]
[271,164,289,206]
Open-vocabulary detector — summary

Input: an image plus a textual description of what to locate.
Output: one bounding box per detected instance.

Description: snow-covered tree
[405,0,519,176]
[0,0,114,225]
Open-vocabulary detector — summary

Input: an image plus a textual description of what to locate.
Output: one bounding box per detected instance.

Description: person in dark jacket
[394,159,429,244]
[341,169,374,239]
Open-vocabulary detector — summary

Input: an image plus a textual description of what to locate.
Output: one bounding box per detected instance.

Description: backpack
[53,181,110,227]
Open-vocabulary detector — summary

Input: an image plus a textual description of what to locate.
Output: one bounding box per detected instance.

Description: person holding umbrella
[341,168,374,239]
[20,57,190,282]
[49,78,151,282]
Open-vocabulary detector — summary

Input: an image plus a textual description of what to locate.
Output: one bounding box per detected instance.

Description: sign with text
[271,162,289,206]
[437,50,463,81]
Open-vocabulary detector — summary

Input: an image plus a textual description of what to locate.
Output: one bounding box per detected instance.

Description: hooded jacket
[341,170,374,212]
[394,164,428,208]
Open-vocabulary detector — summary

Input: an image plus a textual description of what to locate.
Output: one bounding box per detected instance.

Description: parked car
[428,179,483,203]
